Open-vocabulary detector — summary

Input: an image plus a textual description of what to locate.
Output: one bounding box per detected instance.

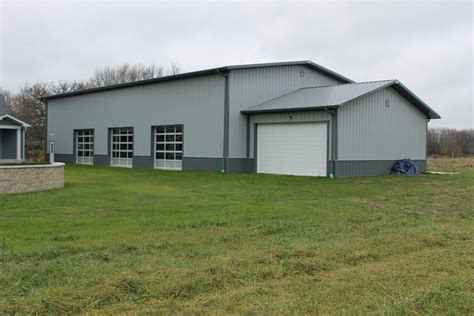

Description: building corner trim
[220,71,230,171]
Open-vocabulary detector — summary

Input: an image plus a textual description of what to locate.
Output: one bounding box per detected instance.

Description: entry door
[257,122,327,176]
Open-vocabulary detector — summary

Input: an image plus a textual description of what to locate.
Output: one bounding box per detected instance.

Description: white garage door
[257,122,327,176]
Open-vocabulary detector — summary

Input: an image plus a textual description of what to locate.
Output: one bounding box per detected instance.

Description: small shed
[0,96,30,163]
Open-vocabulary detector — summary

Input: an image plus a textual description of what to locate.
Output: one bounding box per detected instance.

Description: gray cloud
[1,1,472,128]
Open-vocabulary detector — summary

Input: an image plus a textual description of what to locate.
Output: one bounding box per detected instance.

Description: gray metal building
[44,61,440,177]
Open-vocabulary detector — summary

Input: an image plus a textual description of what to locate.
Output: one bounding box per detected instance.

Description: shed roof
[43,61,353,100]
[0,115,31,128]
[241,80,441,119]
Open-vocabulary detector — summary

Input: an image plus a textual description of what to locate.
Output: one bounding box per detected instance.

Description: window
[110,128,133,168]
[154,125,183,170]
[76,129,94,165]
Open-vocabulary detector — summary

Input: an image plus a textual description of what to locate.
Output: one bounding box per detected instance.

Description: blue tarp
[391,159,419,175]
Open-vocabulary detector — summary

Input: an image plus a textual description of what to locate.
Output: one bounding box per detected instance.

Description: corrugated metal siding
[227,158,255,173]
[338,87,427,160]
[53,153,75,164]
[47,75,225,158]
[248,111,333,158]
[335,159,427,177]
[229,66,342,158]
[182,157,224,172]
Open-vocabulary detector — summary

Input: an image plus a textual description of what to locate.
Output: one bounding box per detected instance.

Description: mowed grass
[0,159,473,314]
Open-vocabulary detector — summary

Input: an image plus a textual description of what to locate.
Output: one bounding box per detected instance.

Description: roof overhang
[0,115,32,128]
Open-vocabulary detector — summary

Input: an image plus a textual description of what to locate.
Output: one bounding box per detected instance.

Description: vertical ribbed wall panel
[229,66,342,158]
[47,75,226,158]
[338,87,427,160]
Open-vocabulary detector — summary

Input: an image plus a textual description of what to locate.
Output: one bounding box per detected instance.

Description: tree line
[427,128,474,157]
[1,63,181,158]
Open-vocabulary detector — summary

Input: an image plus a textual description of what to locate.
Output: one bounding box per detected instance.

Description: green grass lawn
[1,161,473,314]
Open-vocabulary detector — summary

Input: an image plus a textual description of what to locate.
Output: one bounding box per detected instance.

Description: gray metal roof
[43,60,353,100]
[241,80,441,119]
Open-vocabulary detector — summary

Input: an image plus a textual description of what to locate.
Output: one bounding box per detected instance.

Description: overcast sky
[1,1,472,129]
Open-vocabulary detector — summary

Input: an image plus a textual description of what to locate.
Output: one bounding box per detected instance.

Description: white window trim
[76,129,94,165]
[110,128,133,168]
[154,125,183,170]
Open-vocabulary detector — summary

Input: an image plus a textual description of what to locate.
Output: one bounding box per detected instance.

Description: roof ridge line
[300,79,396,90]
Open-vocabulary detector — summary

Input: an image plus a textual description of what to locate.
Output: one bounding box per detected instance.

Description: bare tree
[427,128,474,157]
[50,81,89,94]
[427,128,441,155]
[0,88,13,114]
[169,63,181,75]
[87,63,176,88]
[8,84,49,151]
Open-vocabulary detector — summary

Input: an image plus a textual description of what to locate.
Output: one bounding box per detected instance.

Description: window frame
[110,127,134,168]
[153,124,184,170]
[75,129,94,165]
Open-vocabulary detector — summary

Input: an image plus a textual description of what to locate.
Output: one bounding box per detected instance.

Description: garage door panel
[257,122,327,176]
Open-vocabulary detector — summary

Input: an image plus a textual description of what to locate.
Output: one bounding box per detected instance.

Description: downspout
[426,117,430,164]
[217,70,230,172]
[44,99,49,162]
[324,107,337,178]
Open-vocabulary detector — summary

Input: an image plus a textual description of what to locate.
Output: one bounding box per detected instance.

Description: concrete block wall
[0,163,64,194]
